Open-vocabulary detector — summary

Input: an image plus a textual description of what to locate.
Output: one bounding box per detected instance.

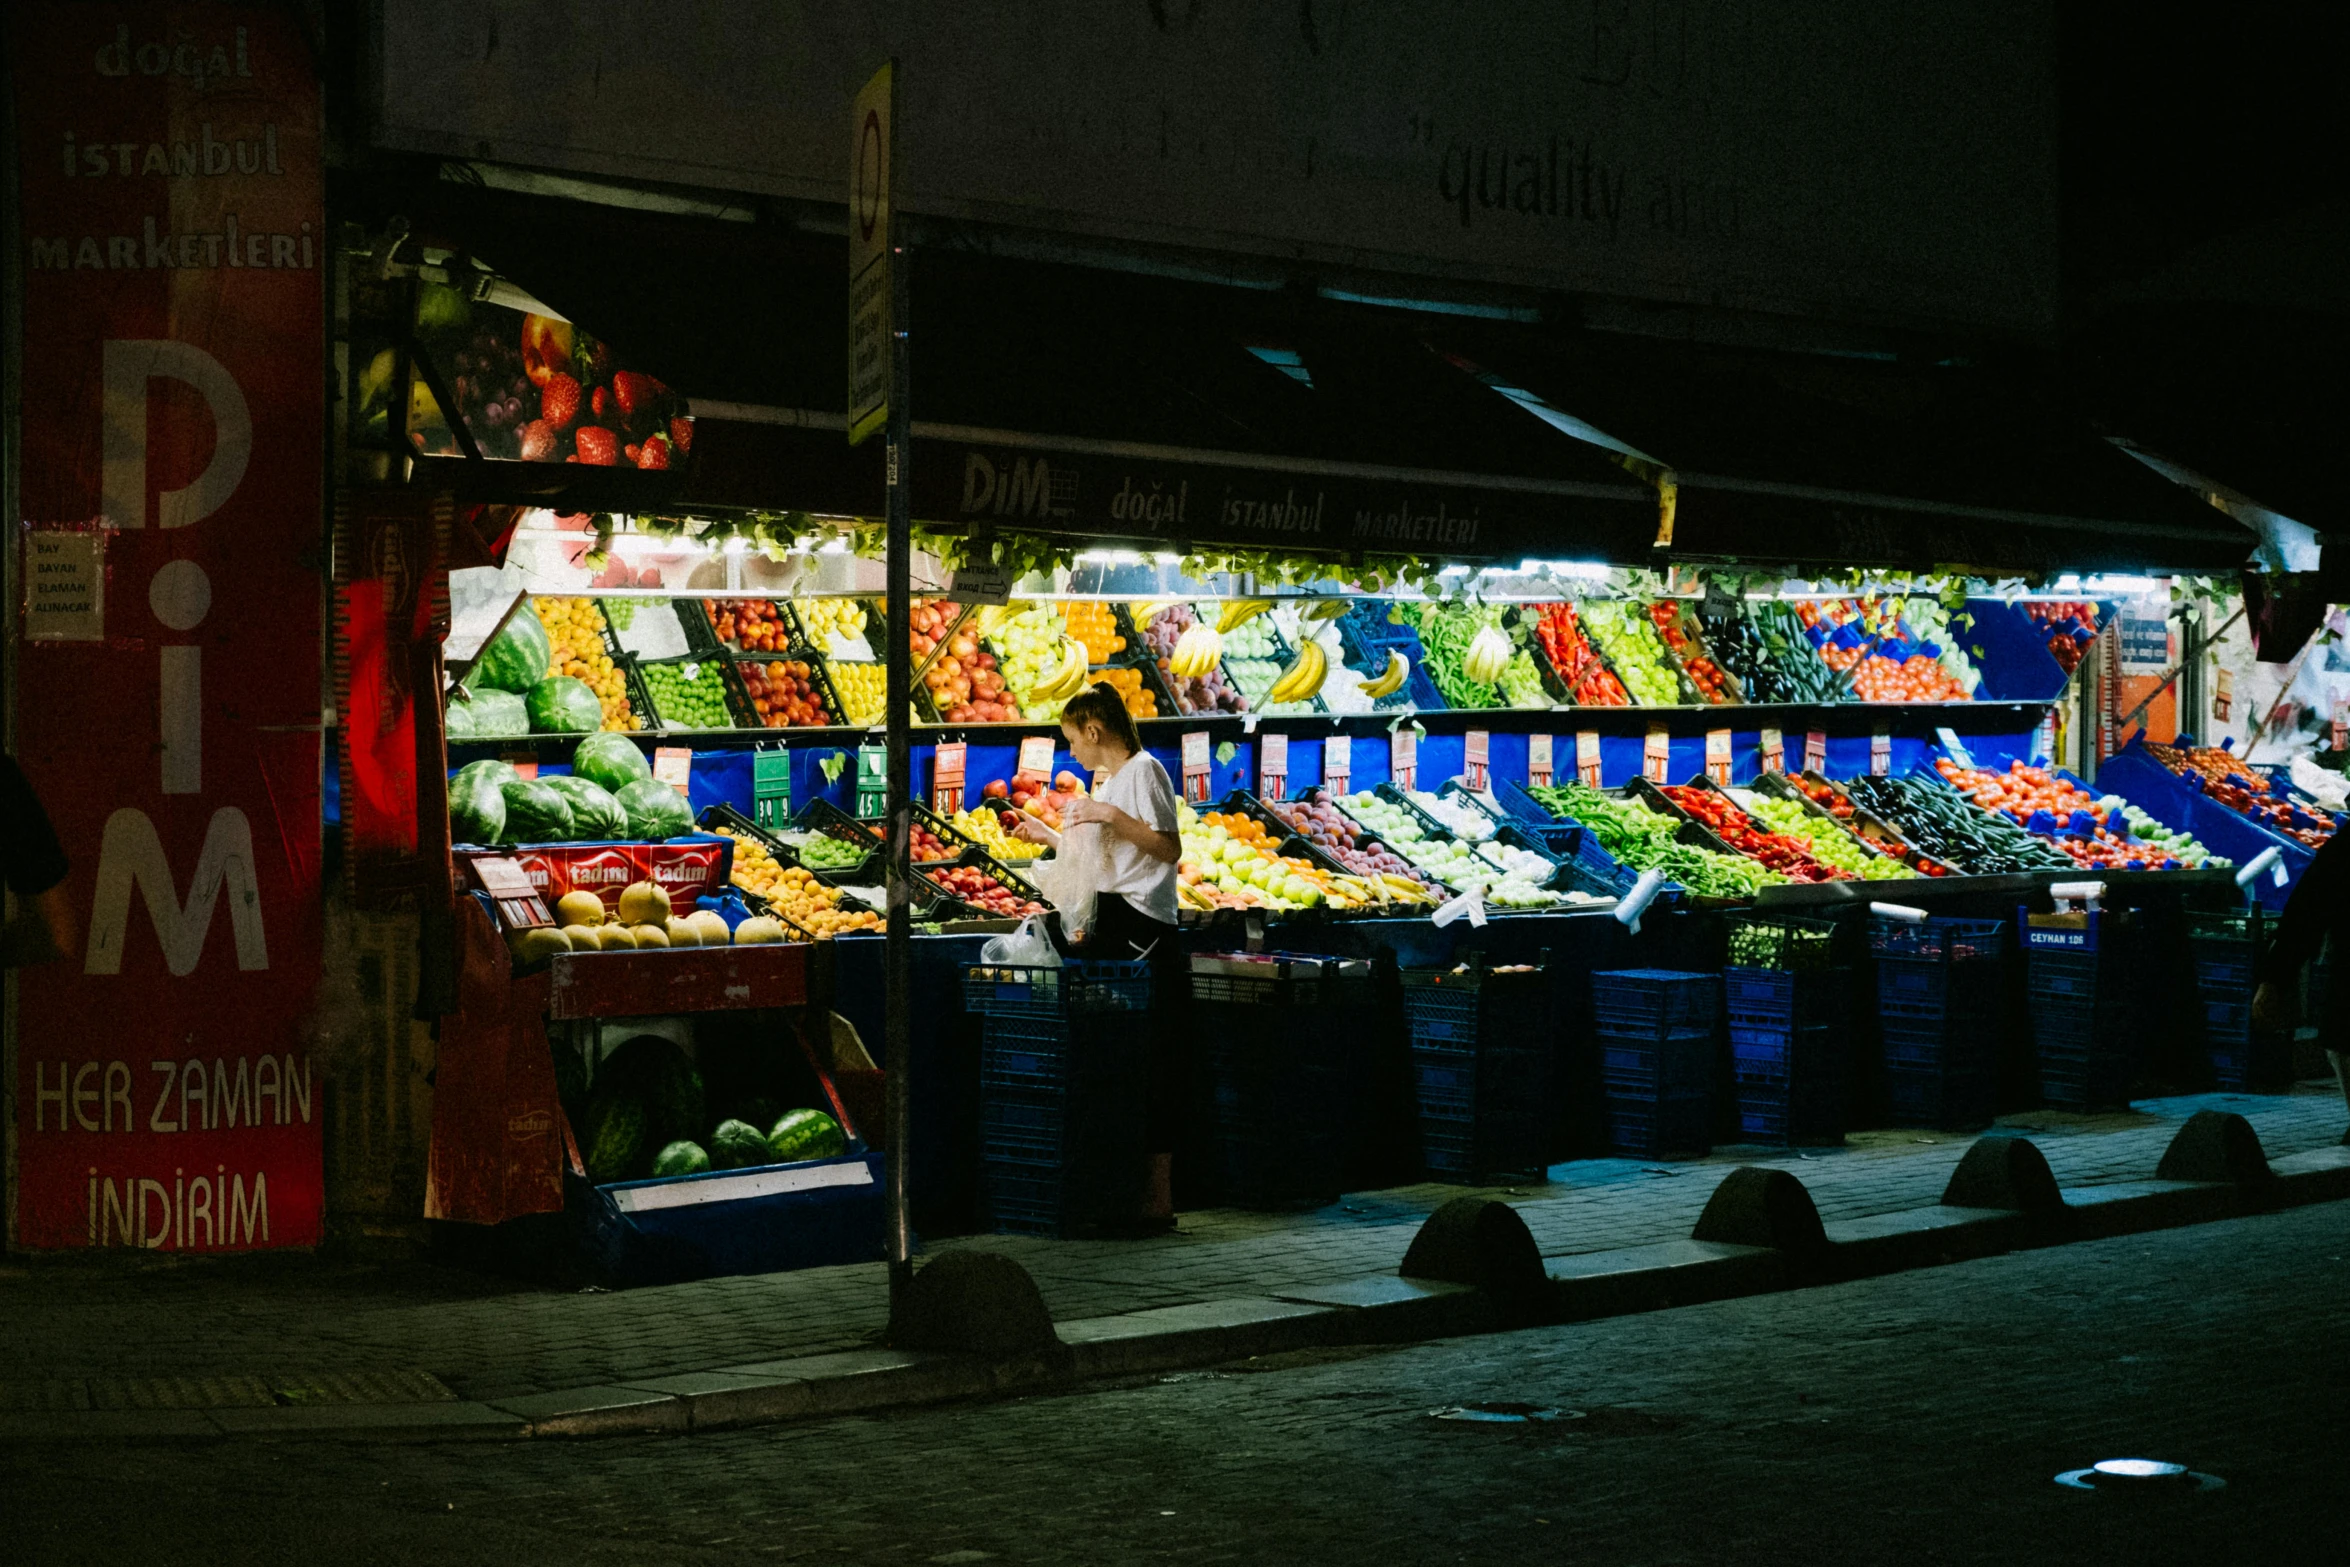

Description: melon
[596,923,639,951]
[733,915,786,945]
[632,923,669,948]
[688,909,732,945]
[563,925,601,951]
[663,916,701,948]
[617,879,672,926]
[555,891,607,928]
[504,925,569,965]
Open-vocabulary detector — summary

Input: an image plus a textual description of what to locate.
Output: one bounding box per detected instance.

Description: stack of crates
[1590,969,1719,1157]
[2020,908,2134,1111]
[1400,961,1553,1182]
[964,960,1154,1234]
[2184,907,2287,1090]
[1873,916,2005,1130]
[1722,914,1847,1145]
[1191,953,1376,1206]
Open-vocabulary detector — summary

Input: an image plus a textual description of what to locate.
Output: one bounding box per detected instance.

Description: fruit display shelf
[1333,601,1443,712]
[729,647,848,731]
[919,846,1050,922]
[695,803,891,935]
[1214,611,1330,717]
[1257,787,1453,898]
[1324,783,1557,902]
[783,797,890,884]
[636,652,760,733]
[1210,789,1385,882]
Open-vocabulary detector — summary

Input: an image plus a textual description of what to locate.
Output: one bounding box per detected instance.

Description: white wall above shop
[371,0,2059,333]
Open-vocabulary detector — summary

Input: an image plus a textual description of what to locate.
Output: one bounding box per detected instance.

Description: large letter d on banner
[101,340,251,529]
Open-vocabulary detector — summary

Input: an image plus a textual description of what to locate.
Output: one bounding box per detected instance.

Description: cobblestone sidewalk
[2,1088,2340,1406]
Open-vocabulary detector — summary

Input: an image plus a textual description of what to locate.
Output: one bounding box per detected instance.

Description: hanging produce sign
[11,5,325,1251]
[930,740,966,812]
[1871,728,1893,775]
[2334,697,2347,753]
[1704,729,1732,785]
[1016,735,1055,779]
[1759,728,1785,774]
[1258,731,1288,801]
[1577,730,1604,787]
[1643,727,1671,785]
[653,747,693,795]
[1805,731,1829,774]
[1324,733,1351,794]
[1390,726,1418,791]
[1180,730,1212,803]
[1463,730,1490,792]
[2213,668,2234,723]
[1527,733,1553,789]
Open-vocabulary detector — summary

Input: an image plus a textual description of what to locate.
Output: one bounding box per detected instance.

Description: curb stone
[10,1142,2350,1445]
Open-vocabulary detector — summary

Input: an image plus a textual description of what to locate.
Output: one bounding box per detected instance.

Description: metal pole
[883,237,915,1307]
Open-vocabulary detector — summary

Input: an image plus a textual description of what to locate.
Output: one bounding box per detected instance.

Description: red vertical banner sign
[9,7,324,1250]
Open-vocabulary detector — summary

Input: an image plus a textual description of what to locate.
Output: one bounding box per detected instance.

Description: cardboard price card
[1577,730,1604,787]
[1390,726,1417,790]
[1527,733,1554,789]
[1804,730,1828,774]
[1463,730,1490,792]
[1870,728,1893,775]
[1181,730,1213,803]
[1704,728,1732,784]
[653,747,693,796]
[931,740,967,813]
[1016,734,1055,779]
[1759,727,1785,774]
[2213,667,2234,722]
[1324,733,1350,793]
[2335,697,2348,752]
[1643,728,1671,785]
[1257,731,1288,800]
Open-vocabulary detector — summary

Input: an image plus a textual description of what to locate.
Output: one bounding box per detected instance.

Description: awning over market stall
[367,178,1658,563]
[1436,324,2260,575]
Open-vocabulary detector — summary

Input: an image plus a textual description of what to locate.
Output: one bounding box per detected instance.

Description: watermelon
[734,1097,783,1137]
[448,761,511,845]
[616,777,695,840]
[527,675,604,735]
[499,777,576,843]
[473,608,552,692]
[581,1092,648,1182]
[708,1118,773,1170]
[572,731,652,795]
[767,1108,847,1163]
[541,774,628,840]
[651,1140,711,1178]
[597,1036,704,1147]
[448,688,528,738]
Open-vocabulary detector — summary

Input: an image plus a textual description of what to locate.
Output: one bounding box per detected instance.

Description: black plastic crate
[1591,970,1720,1038]
[1598,1029,1714,1098]
[1723,912,1840,972]
[978,1016,1151,1236]
[1870,916,2007,961]
[1885,1062,1996,1131]
[1603,1092,1711,1158]
[964,960,1154,1017]
[1724,966,1848,1033]
[1732,1080,1845,1145]
[1193,963,1374,1206]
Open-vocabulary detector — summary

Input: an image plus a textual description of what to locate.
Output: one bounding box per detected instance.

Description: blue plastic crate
[1733,1077,1845,1145]
[1599,1029,1714,1098]
[1724,966,1847,1033]
[1603,1092,1711,1158]
[964,960,1153,1016]
[1592,970,1720,1037]
[1884,1064,1996,1131]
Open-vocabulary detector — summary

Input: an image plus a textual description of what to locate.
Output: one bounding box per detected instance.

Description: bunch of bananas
[1264,639,1329,704]
[1168,623,1224,678]
[1356,650,1411,699]
[1462,626,1516,686]
[1302,599,1351,623]
[1024,639,1092,706]
[1217,598,1277,633]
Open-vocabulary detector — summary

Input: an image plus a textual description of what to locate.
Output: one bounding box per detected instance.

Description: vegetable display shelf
[1521,601,1636,709]
[1748,771,1942,875]
[1493,778,1673,898]
[1645,599,1744,707]
[2093,740,2319,910]
[1701,598,1853,706]
[1620,776,1744,859]
[1840,772,2072,877]
[1785,772,1954,872]
[1669,775,1856,885]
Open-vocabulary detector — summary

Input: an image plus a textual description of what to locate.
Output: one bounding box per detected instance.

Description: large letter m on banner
[84,807,270,976]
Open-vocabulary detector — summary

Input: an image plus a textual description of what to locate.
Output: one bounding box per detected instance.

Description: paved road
[5,1089,2341,1410]
[8,1198,2346,1566]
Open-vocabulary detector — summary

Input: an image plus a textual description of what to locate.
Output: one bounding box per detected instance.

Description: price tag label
[1936,727,1974,768]
[1804,730,1828,774]
[2213,667,2234,722]
[931,740,967,814]
[1643,727,1671,785]
[1181,730,1213,804]
[1390,726,1417,791]
[1463,730,1491,792]
[2334,696,2348,752]
[753,748,793,828]
[1528,733,1554,789]
[1759,727,1785,774]
[466,856,554,931]
[1258,731,1289,801]
[2037,710,2060,765]
[501,751,541,781]
[1016,734,1055,779]
[1704,728,1732,784]
[652,747,692,796]
[1870,728,1892,776]
[1325,733,1351,794]
[1577,730,1604,787]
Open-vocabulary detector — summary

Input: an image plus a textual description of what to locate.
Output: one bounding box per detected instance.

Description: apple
[982,779,1009,800]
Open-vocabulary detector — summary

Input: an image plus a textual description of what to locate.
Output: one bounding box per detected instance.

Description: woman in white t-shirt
[1009,682,1185,1228]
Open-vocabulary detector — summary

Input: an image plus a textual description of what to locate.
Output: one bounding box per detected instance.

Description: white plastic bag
[1027,821,1110,940]
[980,913,1062,967]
